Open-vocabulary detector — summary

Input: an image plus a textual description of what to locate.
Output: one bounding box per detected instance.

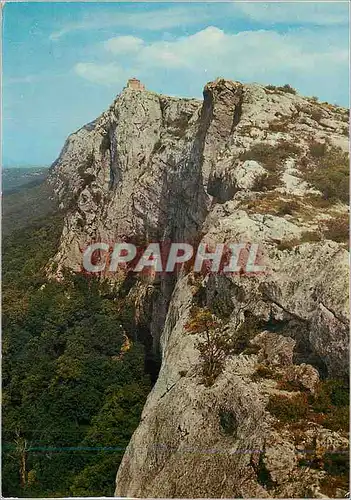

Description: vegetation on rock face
[2,215,151,497]
[267,393,310,423]
[310,380,349,432]
[251,364,278,381]
[267,379,349,432]
[232,311,261,354]
[252,171,282,191]
[276,221,349,251]
[245,193,302,216]
[298,447,349,497]
[242,140,301,192]
[324,214,349,245]
[302,144,349,204]
[265,83,297,95]
[185,306,261,385]
[241,140,301,168]
[185,307,235,386]
[267,377,349,496]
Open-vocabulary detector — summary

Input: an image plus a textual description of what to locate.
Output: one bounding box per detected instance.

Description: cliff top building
[126,78,145,91]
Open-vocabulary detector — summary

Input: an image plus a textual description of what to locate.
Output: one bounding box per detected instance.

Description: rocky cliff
[48,79,349,498]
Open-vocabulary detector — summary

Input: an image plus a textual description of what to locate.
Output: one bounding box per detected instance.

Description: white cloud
[74,62,128,86]
[133,26,347,77]
[50,6,212,41]
[73,25,349,104]
[50,3,349,41]
[104,36,144,55]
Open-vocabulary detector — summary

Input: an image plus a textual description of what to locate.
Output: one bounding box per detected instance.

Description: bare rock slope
[48,79,349,498]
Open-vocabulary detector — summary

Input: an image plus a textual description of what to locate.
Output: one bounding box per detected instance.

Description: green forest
[2,213,151,496]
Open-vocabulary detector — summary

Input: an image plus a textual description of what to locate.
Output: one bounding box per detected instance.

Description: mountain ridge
[47,79,349,498]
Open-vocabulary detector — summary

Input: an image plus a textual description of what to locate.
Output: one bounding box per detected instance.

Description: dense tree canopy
[2,215,151,496]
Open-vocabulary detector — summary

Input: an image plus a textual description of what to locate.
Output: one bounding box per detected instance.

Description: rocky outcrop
[49,89,206,270]
[48,79,349,498]
[115,273,348,498]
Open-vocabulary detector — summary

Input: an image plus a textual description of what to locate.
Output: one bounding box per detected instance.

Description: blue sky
[3,1,350,167]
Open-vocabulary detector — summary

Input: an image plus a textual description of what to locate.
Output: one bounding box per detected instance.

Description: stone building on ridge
[126,78,145,91]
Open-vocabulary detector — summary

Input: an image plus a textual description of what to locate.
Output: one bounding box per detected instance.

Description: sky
[2,1,350,167]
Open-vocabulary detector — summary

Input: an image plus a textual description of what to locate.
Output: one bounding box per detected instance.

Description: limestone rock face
[48,79,349,498]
